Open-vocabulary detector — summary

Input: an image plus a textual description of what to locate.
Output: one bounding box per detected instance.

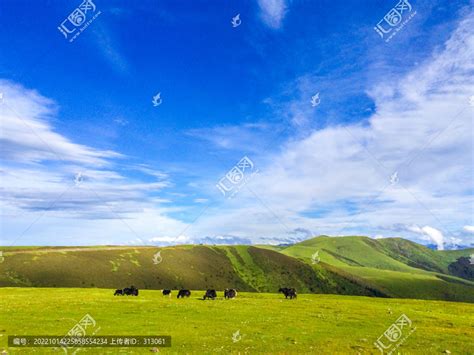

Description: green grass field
[0,288,473,354]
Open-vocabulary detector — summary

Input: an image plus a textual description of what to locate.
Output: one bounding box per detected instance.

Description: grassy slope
[377,238,474,272]
[1,288,473,354]
[281,236,474,302]
[0,245,374,296]
[0,245,259,290]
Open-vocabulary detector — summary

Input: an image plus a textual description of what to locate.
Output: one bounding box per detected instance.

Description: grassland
[0,288,473,354]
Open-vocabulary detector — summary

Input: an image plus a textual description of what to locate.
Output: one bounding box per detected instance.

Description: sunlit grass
[0,288,473,354]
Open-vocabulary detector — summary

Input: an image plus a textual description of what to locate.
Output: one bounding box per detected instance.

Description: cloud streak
[0,80,185,245]
[0,80,122,166]
[257,0,288,29]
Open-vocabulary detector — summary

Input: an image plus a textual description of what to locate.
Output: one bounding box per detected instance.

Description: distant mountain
[425,242,472,251]
[445,243,474,250]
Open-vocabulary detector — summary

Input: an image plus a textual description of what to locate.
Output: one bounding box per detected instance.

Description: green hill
[0,245,378,297]
[280,236,474,303]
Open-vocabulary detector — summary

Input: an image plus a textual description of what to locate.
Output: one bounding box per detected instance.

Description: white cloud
[0,80,187,246]
[186,123,270,152]
[420,226,445,250]
[92,25,129,74]
[146,235,190,245]
[464,226,474,233]
[0,80,122,165]
[182,9,474,246]
[257,0,287,29]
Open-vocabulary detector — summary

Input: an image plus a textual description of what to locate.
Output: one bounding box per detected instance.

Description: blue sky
[0,0,473,248]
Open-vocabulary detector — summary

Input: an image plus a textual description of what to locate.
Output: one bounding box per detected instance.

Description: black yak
[278,287,297,299]
[114,289,123,296]
[123,285,139,296]
[224,288,237,299]
[162,289,171,296]
[177,289,191,298]
[203,289,217,300]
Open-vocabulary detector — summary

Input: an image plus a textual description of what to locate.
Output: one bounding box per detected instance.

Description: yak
[123,285,139,296]
[162,289,171,296]
[278,287,297,299]
[203,289,217,300]
[177,289,191,298]
[224,288,237,299]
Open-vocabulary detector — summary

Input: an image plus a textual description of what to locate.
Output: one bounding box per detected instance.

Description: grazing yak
[224,288,237,299]
[114,289,123,296]
[177,289,191,298]
[162,289,171,296]
[279,287,297,299]
[123,285,139,296]
[203,289,217,300]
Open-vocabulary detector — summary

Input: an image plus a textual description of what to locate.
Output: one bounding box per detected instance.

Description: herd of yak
[114,285,139,296]
[113,286,297,299]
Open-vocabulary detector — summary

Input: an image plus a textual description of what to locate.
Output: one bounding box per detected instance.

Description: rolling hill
[0,245,380,297]
[280,236,474,302]
[1,236,473,303]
